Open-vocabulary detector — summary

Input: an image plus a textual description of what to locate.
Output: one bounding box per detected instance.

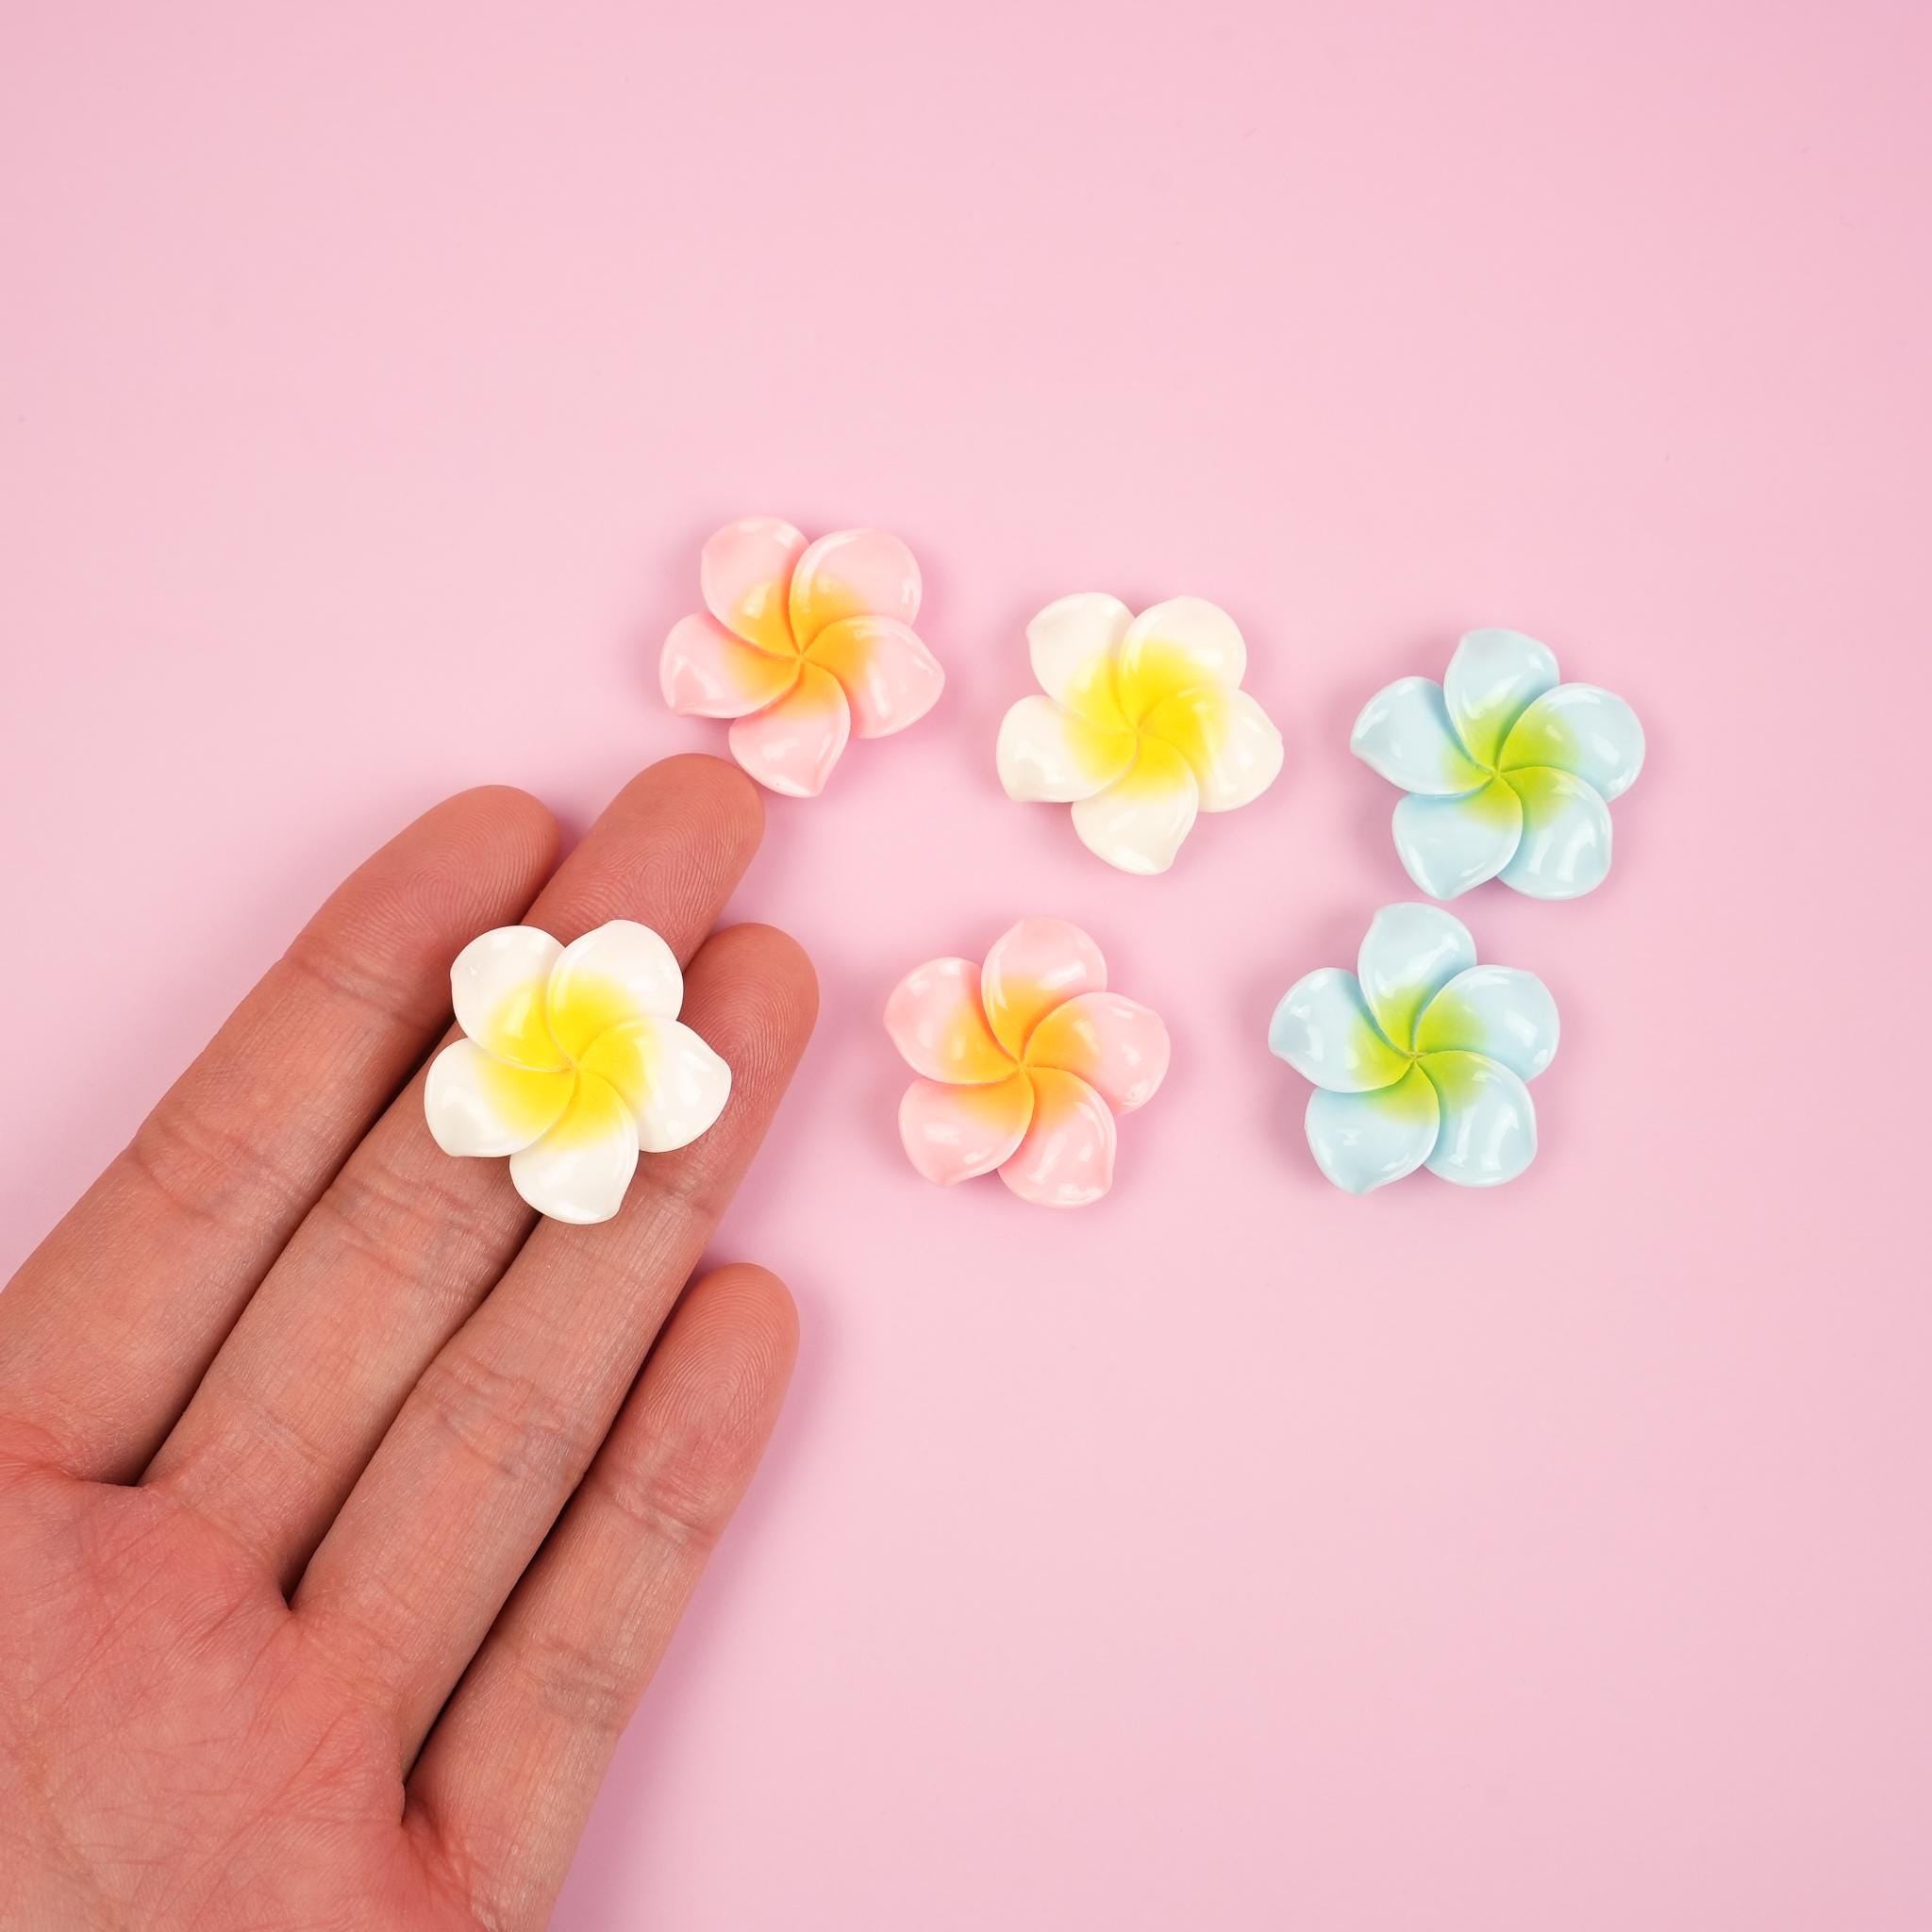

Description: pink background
[4,3,1928,1925]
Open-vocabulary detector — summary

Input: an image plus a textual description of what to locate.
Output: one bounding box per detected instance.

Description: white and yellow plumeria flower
[425,920,729,1224]
[1268,903,1558,1193]
[996,592,1283,874]
[1352,628,1644,900]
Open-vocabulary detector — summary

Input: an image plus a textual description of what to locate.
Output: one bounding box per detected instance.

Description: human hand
[0,756,815,1930]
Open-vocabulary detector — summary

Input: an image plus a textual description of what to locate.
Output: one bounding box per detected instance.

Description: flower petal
[1443,628,1559,767]
[1498,766,1613,898]
[1115,597,1246,724]
[1025,992,1170,1114]
[1268,967,1411,1093]
[1351,676,1492,795]
[807,615,943,738]
[995,694,1136,802]
[1415,966,1559,1082]
[980,917,1108,1059]
[998,1069,1117,1208]
[700,517,808,655]
[789,528,921,652]
[425,1041,575,1158]
[1304,1064,1441,1195]
[546,920,682,1060]
[1421,1051,1538,1186]
[1500,684,1645,801]
[579,1016,731,1152]
[898,1072,1035,1186]
[451,926,565,1071]
[727,663,852,797]
[1070,739,1201,874]
[508,1073,641,1224]
[1026,592,1132,725]
[660,612,802,719]
[1139,685,1283,811]
[1391,779,1524,899]
[883,957,1016,1083]
[1356,902,1478,1053]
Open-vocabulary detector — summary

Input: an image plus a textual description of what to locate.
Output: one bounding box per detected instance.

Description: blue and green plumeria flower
[1351,629,1644,899]
[1268,904,1558,1193]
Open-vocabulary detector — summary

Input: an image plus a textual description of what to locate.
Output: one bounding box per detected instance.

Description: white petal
[1415,967,1559,1082]
[1305,1066,1441,1195]
[1118,596,1246,698]
[1500,684,1645,801]
[1026,592,1132,723]
[1498,767,1613,899]
[546,919,683,1059]
[451,927,565,1070]
[424,1040,574,1157]
[580,1016,732,1153]
[995,694,1135,802]
[1421,1052,1537,1186]
[1444,628,1559,767]
[1268,967,1411,1093]
[1391,780,1523,899]
[1140,685,1284,811]
[1069,739,1200,874]
[1356,903,1478,1053]
[1351,677,1491,795]
[508,1074,641,1224]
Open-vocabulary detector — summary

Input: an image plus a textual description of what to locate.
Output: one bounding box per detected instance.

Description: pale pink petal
[883,958,1017,1084]
[808,615,944,738]
[726,664,851,796]
[788,528,922,651]
[1024,992,1171,1114]
[979,917,1108,1059]
[998,1069,1117,1208]
[661,612,801,718]
[700,516,808,655]
[898,1073,1035,1186]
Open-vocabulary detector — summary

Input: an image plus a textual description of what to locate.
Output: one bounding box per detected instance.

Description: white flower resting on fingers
[425,920,730,1224]
[1351,628,1645,900]
[996,592,1284,874]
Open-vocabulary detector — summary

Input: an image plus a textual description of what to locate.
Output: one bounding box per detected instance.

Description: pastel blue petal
[1500,684,1645,801]
[1351,677,1491,795]
[1444,628,1559,767]
[1268,967,1410,1092]
[1415,966,1559,1081]
[1421,1051,1538,1186]
[1306,1065,1441,1194]
[1356,902,1476,1052]
[1391,779,1523,899]
[1498,766,1613,898]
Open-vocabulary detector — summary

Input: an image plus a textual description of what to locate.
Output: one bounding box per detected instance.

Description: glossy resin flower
[1268,903,1557,1193]
[660,517,943,796]
[1351,628,1644,900]
[885,917,1170,1208]
[425,920,730,1224]
[996,592,1283,874]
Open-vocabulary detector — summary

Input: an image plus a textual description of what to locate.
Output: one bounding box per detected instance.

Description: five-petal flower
[885,918,1170,1207]
[425,920,730,1224]
[996,592,1283,874]
[1352,629,1644,899]
[1268,904,1557,1193]
[661,517,943,796]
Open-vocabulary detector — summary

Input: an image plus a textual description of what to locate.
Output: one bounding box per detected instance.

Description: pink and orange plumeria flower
[885,918,1170,1208]
[660,517,943,796]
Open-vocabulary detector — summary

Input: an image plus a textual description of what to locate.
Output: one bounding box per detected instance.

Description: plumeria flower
[1351,628,1644,899]
[885,917,1170,1208]
[660,517,943,796]
[996,592,1283,874]
[425,920,730,1224]
[1268,903,1557,1194]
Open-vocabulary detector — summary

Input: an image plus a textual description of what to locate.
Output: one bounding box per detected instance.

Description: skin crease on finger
[0,758,813,1932]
